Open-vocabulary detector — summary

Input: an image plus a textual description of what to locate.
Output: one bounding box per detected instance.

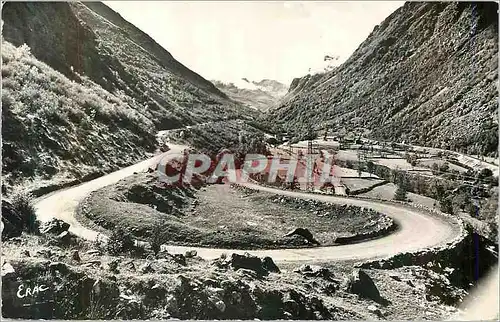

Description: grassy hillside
[2,2,251,129]
[1,41,156,193]
[1,2,253,193]
[269,2,498,156]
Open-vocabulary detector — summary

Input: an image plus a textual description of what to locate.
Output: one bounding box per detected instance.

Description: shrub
[439,162,450,173]
[265,137,279,146]
[439,196,454,214]
[394,185,407,201]
[478,168,494,181]
[149,224,163,256]
[431,162,440,175]
[106,228,135,255]
[92,233,107,253]
[366,160,375,176]
[130,242,149,259]
[10,189,40,234]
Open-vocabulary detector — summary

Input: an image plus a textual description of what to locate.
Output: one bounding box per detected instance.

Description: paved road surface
[35,148,460,263]
[35,143,188,240]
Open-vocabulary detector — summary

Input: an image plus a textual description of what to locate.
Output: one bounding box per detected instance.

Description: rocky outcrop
[270,2,498,156]
[165,273,337,320]
[1,199,23,240]
[1,251,360,320]
[356,220,497,291]
[40,219,70,235]
[294,264,336,282]
[213,253,280,277]
[1,260,120,319]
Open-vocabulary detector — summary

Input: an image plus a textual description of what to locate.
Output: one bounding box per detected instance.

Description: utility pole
[306,139,314,192]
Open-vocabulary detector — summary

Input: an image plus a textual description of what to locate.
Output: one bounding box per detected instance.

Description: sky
[104,1,404,85]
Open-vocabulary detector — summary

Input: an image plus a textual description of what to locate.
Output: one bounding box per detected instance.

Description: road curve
[32,141,495,320]
[35,143,188,241]
[162,183,459,262]
[35,149,460,263]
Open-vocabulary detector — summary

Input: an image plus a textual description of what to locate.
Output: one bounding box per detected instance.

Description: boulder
[126,261,136,271]
[345,269,383,303]
[171,253,187,266]
[41,218,70,235]
[424,272,467,305]
[214,300,226,312]
[214,253,280,277]
[202,278,219,287]
[48,261,70,274]
[55,230,78,246]
[236,268,259,279]
[230,253,265,276]
[185,250,198,258]
[116,293,144,319]
[261,256,280,273]
[283,228,320,245]
[85,249,102,256]
[140,262,155,274]
[81,260,102,268]
[282,291,301,316]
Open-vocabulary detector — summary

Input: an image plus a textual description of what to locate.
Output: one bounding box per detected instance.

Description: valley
[1,1,498,321]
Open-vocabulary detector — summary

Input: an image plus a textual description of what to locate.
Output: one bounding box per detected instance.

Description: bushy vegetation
[106,228,135,256]
[149,224,163,256]
[1,41,157,190]
[164,120,270,161]
[393,185,408,201]
[10,189,40,234]
[2,2,255,193]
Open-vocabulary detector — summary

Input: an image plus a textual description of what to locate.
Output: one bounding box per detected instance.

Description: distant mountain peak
[212,78,289,111]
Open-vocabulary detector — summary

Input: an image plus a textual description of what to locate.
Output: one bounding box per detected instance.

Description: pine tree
[394,174,408,201]
[394,185,407,201]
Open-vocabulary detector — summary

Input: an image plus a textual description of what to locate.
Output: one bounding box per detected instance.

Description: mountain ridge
[80,2,227,99]
[268,2,498,156]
